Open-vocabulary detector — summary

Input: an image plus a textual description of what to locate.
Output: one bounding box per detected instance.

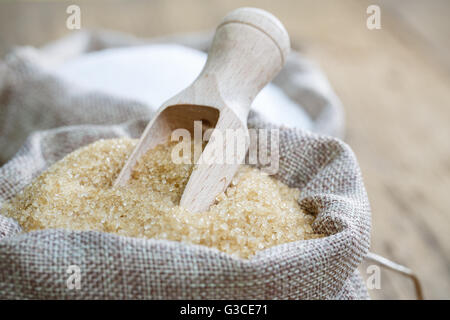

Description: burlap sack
[0,31,370,299]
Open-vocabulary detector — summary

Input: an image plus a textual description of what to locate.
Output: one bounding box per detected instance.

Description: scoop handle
[196,7,290,121]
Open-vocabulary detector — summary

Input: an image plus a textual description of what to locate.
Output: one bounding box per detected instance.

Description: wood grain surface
[0,0,449,299]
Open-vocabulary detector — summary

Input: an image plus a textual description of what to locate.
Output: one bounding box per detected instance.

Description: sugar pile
[3,138,321,258]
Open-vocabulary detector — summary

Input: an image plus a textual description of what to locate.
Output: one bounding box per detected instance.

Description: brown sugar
[2,138,321,258]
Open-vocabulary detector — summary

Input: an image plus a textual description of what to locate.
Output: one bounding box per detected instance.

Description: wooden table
[1,0,449,299]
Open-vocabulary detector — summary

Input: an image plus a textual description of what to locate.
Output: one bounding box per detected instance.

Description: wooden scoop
[114,7,290,212]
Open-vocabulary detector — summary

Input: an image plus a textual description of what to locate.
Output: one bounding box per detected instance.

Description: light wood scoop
[114,7,290,212]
